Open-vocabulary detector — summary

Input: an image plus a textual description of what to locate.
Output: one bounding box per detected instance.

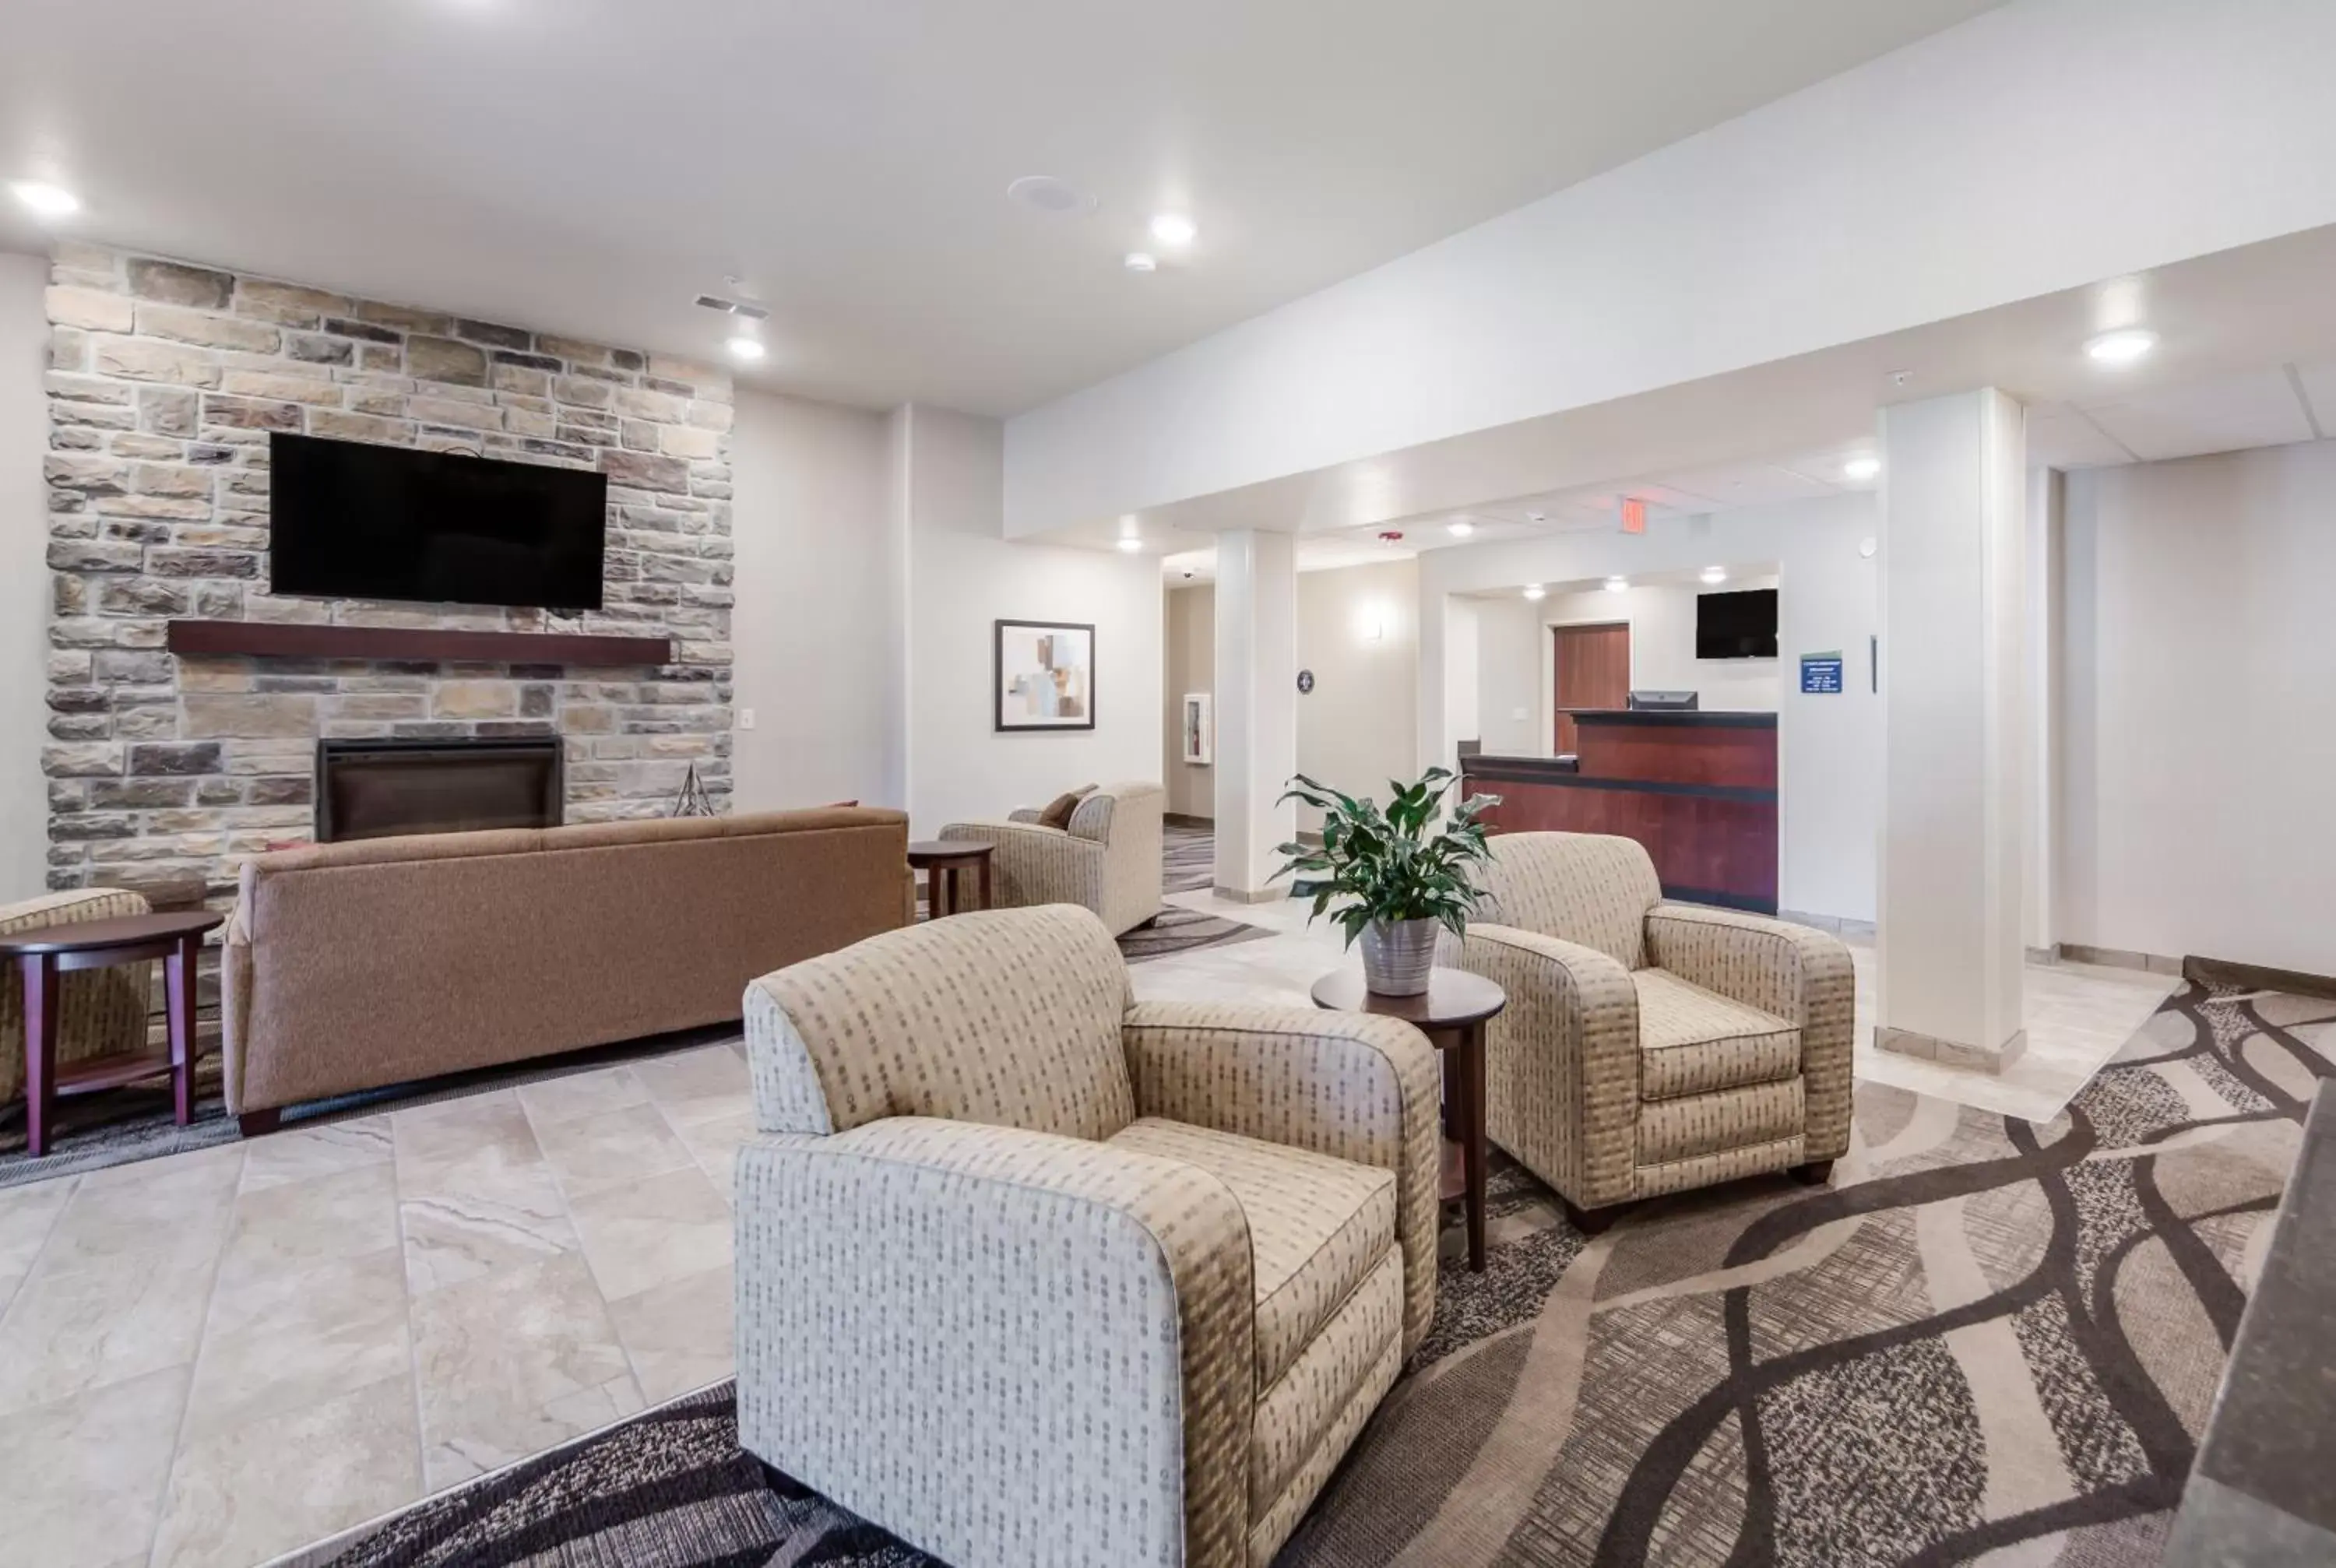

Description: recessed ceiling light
[1123,251,1158,273]
[1149,213,1197,248]
[725,332,766,362]
[1446,521,1474,538]
[1007,175,1096,216]
[1522,584,1546,601]
[1115,537,1145,553]
[9,181,79,219]
[2086,328,2157,367]
[1604,575,1629,593]
[1525,511,1547,523]
[1842,455,1882,482]
[1700,566,1727,585]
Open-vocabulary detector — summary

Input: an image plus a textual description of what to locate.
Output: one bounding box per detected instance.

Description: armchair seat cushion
[1632,968,1801,1100]
[1110,1117,1395,1390]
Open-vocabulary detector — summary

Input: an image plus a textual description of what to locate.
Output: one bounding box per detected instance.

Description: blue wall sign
[1800,651,1845,694]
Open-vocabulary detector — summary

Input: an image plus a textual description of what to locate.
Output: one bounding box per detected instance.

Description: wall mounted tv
[268,432,608,611]
[1695,587,1778,659]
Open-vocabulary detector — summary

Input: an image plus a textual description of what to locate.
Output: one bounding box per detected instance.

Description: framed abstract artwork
[994,619,1096,732]
[1180,692,1213,765]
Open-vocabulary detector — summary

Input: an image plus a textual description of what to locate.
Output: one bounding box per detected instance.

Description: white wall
[1294,557,1417,828]
[1,253,47,901]
[902,406,1163,834]
[1426,494,1880,922]
[1162,583,1213,819]
[2061,442,2336,974]
[1007,0,2336,532]
[730,389,901,813]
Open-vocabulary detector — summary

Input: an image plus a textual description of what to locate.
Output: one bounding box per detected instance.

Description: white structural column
[1212,529,1297,899]
[1877,388,2028,1071]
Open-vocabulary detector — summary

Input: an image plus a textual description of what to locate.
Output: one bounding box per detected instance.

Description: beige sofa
[0,888,153,1103]
[735,904,1440,1568]
[223,807,910,1132]
[1458,831,1854,1227]
[938,780,1164,935]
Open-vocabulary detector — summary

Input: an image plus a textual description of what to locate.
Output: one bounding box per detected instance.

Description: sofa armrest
[1460,923,1641,1209]
[1123,1000,1441,1355]
[1645,902,1855,1161]
[735,1117,1252,1568]
[935,819,1103,912]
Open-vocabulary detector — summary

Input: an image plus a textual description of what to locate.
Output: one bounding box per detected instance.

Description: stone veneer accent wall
[39,243,734,900]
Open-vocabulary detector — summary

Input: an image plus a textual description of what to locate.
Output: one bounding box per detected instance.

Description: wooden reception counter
[1462,710,1778,913]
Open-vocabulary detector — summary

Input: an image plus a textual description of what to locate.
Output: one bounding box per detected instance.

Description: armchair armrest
[1460,923,1641,1209]
[935,819,1103,913]
[1645,902,1855,1161]
[1006,807,1045,824]
[734,1117,1252,1568]
[1122,1000,1441,1355]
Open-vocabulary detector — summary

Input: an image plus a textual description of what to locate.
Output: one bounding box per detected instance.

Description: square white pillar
[1212,529,1296,899]
[1877,388,2028,1071]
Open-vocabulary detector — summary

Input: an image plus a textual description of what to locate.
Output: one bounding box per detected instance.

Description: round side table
[1310,966,1506,1272]
[907,840,994,920]
[0,909,223,1157]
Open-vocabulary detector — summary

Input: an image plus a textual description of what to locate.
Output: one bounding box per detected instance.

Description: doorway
[1553,621,1631,754]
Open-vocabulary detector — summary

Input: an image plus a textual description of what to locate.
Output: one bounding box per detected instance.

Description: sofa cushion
[1632,967,1801,1100]
[1109,1117,1395,1390]
[1636,1076,1805,1166]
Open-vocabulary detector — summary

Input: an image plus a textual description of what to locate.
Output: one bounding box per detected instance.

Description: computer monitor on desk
[1628,690,1699,712]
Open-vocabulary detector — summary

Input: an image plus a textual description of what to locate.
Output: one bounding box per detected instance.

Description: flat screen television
[269,432,607,610]
[1695,587,1778,659]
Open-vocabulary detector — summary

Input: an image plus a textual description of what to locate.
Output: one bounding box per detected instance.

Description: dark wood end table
[907,841,994,920]
[1310,966,1506,1272]
[1,909,224,1157]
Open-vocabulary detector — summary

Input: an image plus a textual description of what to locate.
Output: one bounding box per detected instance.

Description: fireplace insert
[315,737,563,842]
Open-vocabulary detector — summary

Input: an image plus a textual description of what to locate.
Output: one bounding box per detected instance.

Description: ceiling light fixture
[1007,175,1096,216]
[9,181,79,219]
[1149,213,1197,248]
[1446,521,1475,538]
[1604,575,1629,593]
[1116,537,1145,554]
[2085,328,2158,367]
[1700,566,1727,585]
[725,332,766,362]
[1123,251,1158,273]
[1522,585,1546,601]
[1842,455,1882,482]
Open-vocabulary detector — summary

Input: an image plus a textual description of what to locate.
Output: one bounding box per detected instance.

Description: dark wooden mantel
[164,620,672,667]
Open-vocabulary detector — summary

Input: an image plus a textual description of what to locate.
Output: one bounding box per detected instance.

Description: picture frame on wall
[1180,692,1213,765]
[994,619,1096,732]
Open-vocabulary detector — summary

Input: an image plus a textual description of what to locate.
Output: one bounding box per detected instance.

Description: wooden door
[1553,621,1631,754]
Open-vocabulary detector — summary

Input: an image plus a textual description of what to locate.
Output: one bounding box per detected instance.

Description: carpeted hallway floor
[297,976,2330,1566]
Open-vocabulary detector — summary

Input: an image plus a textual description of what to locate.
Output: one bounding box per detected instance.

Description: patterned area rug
[296,978,2330,1566]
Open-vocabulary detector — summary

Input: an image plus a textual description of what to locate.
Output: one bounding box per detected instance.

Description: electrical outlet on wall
[738,708,757,731]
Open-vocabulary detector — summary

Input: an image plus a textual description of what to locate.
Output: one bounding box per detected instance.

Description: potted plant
[1273,768,1501,996]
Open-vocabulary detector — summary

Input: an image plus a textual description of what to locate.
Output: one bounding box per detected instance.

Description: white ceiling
[1,0,2005,415]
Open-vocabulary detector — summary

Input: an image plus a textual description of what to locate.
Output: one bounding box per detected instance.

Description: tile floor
[0,888,2176,1568]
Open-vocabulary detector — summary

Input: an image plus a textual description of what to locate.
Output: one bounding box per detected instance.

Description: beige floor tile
[568,1166,733,1302]
[390,1089,532,1171]
[185,1246,411,1442]
[531,1102,695,1198]
[677,1106,758,1202]
[0,1247,216,1415]
[0,1176,78,1306]
[237,1115,394,1194]
[0,1364,189,1568]
[150,1373,420,1568]
[607,1263,734,1403]
[630,1042,752,1127]
[400,1156,581,1297]
[409,1249,638,1491]
[216,1162,401,1292]
[515,1065,652,1128]
[40,1161,239,1277]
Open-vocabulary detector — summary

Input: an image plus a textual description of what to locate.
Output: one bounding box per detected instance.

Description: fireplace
[315,738,564,843]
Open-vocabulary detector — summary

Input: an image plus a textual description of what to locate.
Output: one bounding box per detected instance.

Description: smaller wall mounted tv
[269,432,608,611]
[1695,587,1778,659]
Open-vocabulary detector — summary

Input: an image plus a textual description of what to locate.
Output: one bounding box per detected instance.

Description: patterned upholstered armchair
[735,904,1441,1568]
[1458,832,1852,1229]
[0,888,153,1104]
[938,780,1163,936]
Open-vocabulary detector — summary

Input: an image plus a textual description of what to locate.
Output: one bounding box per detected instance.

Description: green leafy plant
[1272,768,1502,947]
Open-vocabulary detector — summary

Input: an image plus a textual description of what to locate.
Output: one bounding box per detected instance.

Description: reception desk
[1462,710,1778,912]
